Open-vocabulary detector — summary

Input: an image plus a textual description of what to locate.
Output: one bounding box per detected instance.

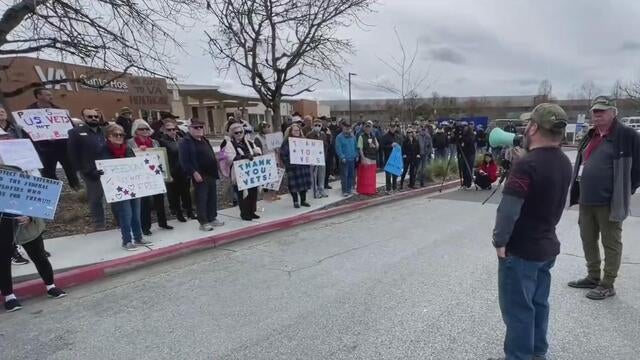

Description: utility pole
[348,72,357,123]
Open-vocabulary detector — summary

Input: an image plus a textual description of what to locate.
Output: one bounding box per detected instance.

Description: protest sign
[0,169,62,219]
[133,147,172,182]
[12,108,73,141]
[384,145,403,176]
[0,139,43,171]
[127,76,170,110]
[265,132,284,151]
[96,156,167,203]
[289,138,325,166]
[233,153,279,191]
[0,128,6,135]
[263,167,285,191]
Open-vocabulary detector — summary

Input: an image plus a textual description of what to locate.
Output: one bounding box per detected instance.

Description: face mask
[313,126,321,133]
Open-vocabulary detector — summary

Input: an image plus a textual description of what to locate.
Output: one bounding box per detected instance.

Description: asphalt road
[2,181,639,359]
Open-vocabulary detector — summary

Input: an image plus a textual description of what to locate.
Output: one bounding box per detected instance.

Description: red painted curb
[12,180,459,300]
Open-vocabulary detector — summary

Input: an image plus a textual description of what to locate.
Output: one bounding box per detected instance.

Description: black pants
[1,217,54,296]
[474,171,492,190]
[37,141,81,189]
[401,158,418,188]
[235,186,258,219]
[385,172,398,191]
[291,191,307,204]
[167,175,193,216]
[141,194,168,232]
[324,154,333,186]
[193,176,218,225]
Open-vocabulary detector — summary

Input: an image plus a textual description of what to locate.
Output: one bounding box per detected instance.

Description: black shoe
[568,277,600,289]
[251,214,260,219]
[143,230,152,236]
[4,298,22,312]
[47,287,67,299]
[44,250,51,258]
[11,253,29,265]
[187,212,198,220]
[301,202,311,207]
[324,185,333,189]
[241,216,253,221]
[176,214,187,223]
[294,202,300,208]
[160,225,174,230]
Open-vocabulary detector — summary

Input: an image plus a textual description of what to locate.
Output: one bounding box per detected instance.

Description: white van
[621,117,640,131]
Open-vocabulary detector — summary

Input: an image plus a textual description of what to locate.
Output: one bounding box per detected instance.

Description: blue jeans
[112,199,142,246]
[498,255,555,360]
[341,160,355,194]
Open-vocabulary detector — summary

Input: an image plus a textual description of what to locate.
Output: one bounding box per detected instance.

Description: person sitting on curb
[474,153,498,190]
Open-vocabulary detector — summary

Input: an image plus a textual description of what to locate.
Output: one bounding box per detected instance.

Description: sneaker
[47,287,67,299]
[4,298,22,312]
[199,224,214,231]
[322,193,329,198]
[133,239,154,247]
[210,219,225,227]
[11,253,29,265]
[343,193,350,197]
[586,285,616,300]
[121,243,139,251]
[568,277,600,289]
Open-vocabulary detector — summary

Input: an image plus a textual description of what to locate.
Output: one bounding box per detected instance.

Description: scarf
[107,141,128,158]
[134,136,153,148]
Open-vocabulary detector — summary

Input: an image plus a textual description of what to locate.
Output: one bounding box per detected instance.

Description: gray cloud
[621,41,640,51]
[427,47,466,65]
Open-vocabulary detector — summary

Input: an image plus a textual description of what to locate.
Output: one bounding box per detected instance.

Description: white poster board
[265,132,284,151]
[289,138,325,166]
[0,139,43,170]
[96,156,167,203]
[233,153,279,191]
[12,108,73,141]
[133,147,172,182]
[263,167,285,191]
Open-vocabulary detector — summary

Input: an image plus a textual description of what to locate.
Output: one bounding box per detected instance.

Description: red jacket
[479,161,498,183]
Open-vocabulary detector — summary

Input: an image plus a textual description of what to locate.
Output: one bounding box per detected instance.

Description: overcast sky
[174,0,640,101]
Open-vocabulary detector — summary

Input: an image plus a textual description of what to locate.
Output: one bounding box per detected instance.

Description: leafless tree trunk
[206,0,376,125]
[538,79,552,97]
[0,0,198,102]
[579,80,601,111]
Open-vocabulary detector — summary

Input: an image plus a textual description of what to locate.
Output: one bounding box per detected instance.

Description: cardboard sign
[96,156,167,203]
[265,132,284,151]
[0,169,62,219]
[384,146,404,176]
[12,108,73,141]
[133,147,172,182]
[263,167,285,191]
[289,138,325,166]
[0,139,43,171]
[233,153,279,191]
[127,76,170,110]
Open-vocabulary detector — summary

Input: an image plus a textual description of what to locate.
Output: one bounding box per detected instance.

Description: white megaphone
[489,128,523,148]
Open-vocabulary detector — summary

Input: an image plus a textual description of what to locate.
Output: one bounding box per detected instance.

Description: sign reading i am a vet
[0,169,63,219]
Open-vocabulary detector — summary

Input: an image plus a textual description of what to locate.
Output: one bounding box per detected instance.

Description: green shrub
[430,159,459,180]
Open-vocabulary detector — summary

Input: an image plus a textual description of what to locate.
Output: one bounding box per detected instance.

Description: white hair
[131,118,153,136]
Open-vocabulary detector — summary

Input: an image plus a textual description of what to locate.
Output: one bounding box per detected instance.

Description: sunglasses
[234,131,244,135]
[86,115,100,119]
[314,125,322,128]
[191,126,204,129]
[138,128,150,131]
[111,133,125,138]
[165,128,178,132]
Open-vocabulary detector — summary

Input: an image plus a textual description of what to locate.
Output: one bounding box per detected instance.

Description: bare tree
[611,80,624,100]
[538,79,552,97]
[372,28,430,122]
[404,90,423,123]
[0,0,198,102]
[206,0,375,125]
[579,80,601,110]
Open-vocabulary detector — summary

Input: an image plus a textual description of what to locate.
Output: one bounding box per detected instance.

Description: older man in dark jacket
[568,96,640,300]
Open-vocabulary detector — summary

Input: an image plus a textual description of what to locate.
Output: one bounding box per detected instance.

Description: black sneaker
[568,277,599,289]
[142,230,153,236]
[4,298,22,312]
[47,287,67,299]
[11,253,29,265]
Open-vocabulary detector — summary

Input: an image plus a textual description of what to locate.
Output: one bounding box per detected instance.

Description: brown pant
[578,205,623,288]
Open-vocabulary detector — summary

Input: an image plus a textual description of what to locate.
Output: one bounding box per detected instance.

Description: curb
[13,180,460,300]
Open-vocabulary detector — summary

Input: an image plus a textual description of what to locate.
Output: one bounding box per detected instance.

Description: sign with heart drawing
[95,156,167,203]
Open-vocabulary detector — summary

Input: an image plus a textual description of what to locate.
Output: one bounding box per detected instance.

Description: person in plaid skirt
[280,123,312,208]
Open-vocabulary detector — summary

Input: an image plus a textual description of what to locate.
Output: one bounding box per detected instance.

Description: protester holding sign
[24,88,81,191]
[280,124,312,208]
[306,119,330,199]
[0,107,24,140]
[0,165,67,313]
[253,122,281,201]
[128,119,173,235]
[100,124,151,250]
[159,119,194,223]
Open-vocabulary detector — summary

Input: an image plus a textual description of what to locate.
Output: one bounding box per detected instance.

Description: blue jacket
[335,133,358,161]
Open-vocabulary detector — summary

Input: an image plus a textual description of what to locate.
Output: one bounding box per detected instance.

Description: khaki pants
[578,205,623,288]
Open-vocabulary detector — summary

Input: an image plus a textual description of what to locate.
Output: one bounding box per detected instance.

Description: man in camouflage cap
[490,103,573,360]
[568,95,640,300]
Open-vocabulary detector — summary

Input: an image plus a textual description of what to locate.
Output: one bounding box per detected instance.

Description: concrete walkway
[12,172,391,281]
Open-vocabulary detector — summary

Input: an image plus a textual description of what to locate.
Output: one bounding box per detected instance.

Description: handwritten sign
[127,76,170,110]
[133,147,172,182]
[12,108,73,141]
[0,139,43,171]
[289,138,325,166]
[0,169,62,219]
[96,156,167,203]
[233,153,279,191]
[265,132,284,151]
[263,167,285,191]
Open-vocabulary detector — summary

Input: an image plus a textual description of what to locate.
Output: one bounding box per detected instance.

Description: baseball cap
[590,96,617,112]
[119,107,133,115]
[365,120,373,127]
[519,112,532,121]
[530,103,568,132]
[190,118,205,127]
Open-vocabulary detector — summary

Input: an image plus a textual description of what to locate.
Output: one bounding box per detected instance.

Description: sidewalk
[13,172,391,281]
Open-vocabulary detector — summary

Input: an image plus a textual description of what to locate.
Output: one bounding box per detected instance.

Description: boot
[176,212,187,223]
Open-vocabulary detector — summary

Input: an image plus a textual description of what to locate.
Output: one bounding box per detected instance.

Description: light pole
[348,72,356,123]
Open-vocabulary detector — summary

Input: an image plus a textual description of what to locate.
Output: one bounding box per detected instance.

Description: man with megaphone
[489,103,572,360]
